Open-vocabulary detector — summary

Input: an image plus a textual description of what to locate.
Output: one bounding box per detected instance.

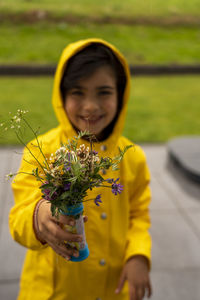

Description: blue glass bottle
[61,202,89,262]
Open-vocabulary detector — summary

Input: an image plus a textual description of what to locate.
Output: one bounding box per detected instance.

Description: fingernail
[115,289,119,294]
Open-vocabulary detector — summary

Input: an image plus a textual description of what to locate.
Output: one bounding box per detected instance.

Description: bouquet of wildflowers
[2,110,132,261]
[3,110,132,216]
[39,136,130,217]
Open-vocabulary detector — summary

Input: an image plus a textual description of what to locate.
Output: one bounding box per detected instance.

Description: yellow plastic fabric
[9,38,151,300]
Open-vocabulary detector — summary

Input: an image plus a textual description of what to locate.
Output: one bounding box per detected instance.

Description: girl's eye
[71,90,84,96]
[98,90,112,96]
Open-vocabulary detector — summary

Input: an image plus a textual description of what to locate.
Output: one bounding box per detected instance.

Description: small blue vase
[60,202,89,262]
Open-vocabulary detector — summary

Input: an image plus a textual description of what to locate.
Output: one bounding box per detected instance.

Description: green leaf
[49,186,58,197]
[60,191,71,200]
[39,183,52,189]
[51,204,56,217]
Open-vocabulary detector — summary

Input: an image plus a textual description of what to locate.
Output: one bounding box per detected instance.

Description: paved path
[0,145,200,300]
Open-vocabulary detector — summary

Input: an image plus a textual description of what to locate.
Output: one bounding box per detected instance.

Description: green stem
[15,130,46,174]
[98,184,112,189]
[9,171,44,183]
[22,117,50,170]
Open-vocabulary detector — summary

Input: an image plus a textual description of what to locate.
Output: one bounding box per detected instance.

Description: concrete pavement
[0,145,200,300]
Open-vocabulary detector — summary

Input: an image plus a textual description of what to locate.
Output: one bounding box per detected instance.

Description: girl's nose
[83,96,99,113]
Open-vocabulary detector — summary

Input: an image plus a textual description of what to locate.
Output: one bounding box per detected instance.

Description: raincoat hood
[52,38,131,143]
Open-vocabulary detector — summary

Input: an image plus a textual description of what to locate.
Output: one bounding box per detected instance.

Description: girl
[10,38,152,300]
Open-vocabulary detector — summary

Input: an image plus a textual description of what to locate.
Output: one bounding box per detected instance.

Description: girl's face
[64,66,118,139]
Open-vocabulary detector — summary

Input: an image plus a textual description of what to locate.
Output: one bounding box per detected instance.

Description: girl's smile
[64,66,118,139]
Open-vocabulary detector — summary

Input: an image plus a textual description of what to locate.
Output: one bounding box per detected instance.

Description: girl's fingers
[51,214,76,226]
[43,222,81,257]
[48,240,79,259]
[48,241,70,259]
[52,214,88,226]
[57,242,79,257]
[46,220,83,243]
[38,204,84,258]
[137,286,145,300]
[130,285,149,300]
[146,281,152,298]
[128,285,136,300]
[115,270,126,294]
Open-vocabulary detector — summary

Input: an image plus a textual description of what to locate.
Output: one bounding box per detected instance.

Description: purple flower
[43,188,50,195]
[64,182,71,191]
[68,152,71,161]
[94,194,102,206]
[43,188,51,200]
[41,181,49,187]
[105,178,114,184]
[92,150,98,155]
[111,178,123,195]
[42,188,58,201]
[64,162,71,171]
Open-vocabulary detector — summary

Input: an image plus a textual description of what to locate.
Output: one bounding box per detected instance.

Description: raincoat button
[101,169,106,175]
[101,212,107,220]
[96,298,102,300]
[100,145,107,151]
[99,259,106,266]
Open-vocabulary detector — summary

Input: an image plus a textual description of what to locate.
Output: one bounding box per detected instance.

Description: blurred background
[0,0,200,143]
[0,1,200,299]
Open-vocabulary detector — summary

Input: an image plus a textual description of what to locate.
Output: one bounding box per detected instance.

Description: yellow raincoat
[9,38,151,300]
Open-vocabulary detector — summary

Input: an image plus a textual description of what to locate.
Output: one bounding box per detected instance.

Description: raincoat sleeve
[124,147,151,268]
[9,144,48,250]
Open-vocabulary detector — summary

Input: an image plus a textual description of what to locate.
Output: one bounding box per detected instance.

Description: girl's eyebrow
[97,86,115,90]
[71,85,115,90]
[72,85,84,90]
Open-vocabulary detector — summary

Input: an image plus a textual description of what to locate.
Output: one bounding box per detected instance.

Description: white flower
[93,156,100,163]
[55,146,67,157]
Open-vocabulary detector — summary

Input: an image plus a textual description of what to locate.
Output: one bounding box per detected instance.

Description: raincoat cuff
[9,199,48,250]
[124,241,151,270]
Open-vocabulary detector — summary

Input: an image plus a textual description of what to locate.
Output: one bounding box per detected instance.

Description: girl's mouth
[80,115,104,125]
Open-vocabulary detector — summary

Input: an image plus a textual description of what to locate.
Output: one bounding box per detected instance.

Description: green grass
[0,23,200,65]
[0,76,199,145]
[1,0,200,17]
[125,76,200,142]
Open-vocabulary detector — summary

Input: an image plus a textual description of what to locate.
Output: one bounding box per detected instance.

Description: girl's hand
[35,200,88,260]
[115,255,152,300]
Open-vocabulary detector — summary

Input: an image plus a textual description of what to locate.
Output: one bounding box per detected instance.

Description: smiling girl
[10,39,152,300]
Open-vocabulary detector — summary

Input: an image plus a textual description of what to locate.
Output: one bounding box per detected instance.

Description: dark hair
[61,43,126,107]
[60,43,127,139]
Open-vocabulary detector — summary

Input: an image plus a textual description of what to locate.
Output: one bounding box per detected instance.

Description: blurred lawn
[0,23,200,65]
[0,76,199,145]
[1,0,200,17]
